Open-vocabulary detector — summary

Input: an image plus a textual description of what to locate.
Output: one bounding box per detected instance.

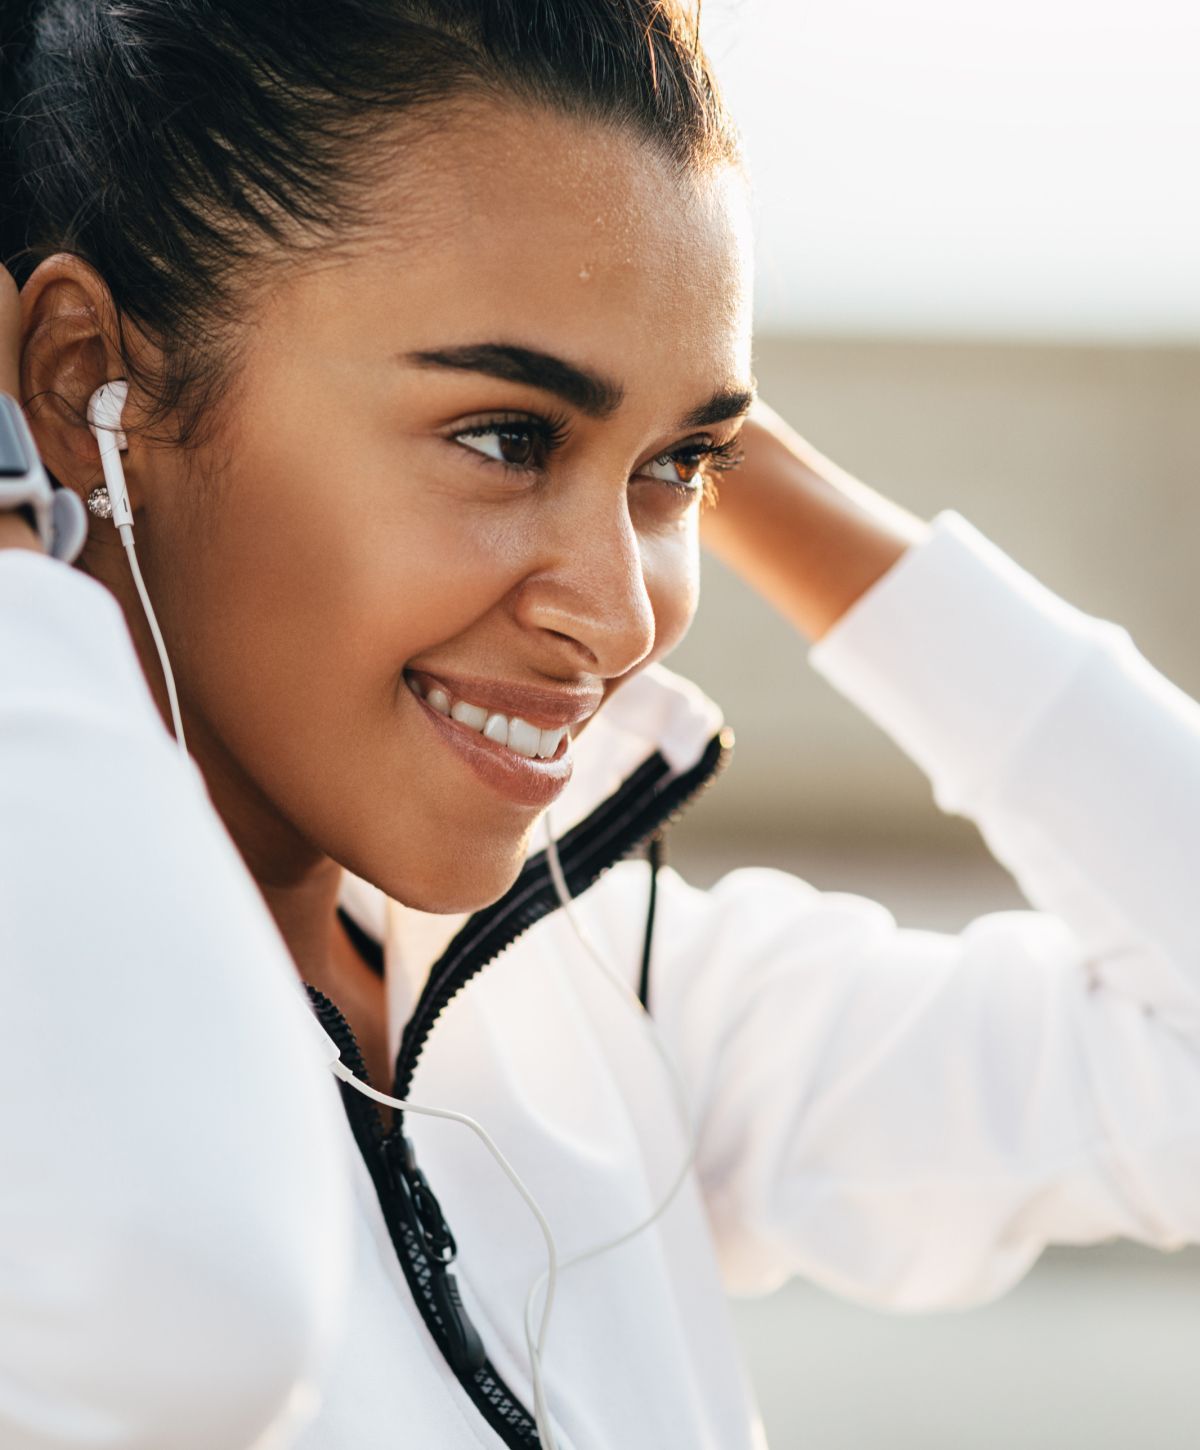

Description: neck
[254,856,348,988]
[197,730,349,988]
[201,741,395,1088]
[159,676,349,988]
[84,547,362,993]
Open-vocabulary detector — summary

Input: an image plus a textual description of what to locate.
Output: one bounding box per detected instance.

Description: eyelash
[450,411,746,496]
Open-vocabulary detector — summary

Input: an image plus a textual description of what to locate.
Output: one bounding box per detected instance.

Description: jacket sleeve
[0,552,351,1449]
[646,510,1200,1311]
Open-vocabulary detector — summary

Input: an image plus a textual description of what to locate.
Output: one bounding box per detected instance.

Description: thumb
[0,266,20,398]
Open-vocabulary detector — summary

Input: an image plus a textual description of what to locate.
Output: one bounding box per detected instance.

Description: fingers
[0,266,20,398]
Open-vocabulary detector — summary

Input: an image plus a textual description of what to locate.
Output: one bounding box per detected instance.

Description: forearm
[702,399,932,642]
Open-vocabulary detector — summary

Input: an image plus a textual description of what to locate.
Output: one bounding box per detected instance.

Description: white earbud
[85,379,187,757]
[87,381,133,533]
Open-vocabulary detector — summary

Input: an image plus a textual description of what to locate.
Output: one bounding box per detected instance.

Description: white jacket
[2,509,1199,1450]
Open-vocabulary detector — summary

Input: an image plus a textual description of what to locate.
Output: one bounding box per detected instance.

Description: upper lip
[406,668,604,732]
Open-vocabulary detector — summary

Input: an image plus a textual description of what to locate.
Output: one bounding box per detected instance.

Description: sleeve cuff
[806,509,1125,814]
[0,548,167,740]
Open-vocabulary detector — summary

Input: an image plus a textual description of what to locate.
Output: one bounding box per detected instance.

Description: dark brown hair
[0,0,741,438]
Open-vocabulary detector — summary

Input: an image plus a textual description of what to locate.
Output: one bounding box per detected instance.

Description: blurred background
[672,2,1200,1445]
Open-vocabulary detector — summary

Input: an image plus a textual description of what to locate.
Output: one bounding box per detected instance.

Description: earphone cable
[328,1052,563,1449]
[113,461,694,1448]
[120,525,188,757]
[514,812,699,1448]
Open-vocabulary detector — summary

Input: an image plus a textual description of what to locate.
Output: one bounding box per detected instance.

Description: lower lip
[410,692,574,809]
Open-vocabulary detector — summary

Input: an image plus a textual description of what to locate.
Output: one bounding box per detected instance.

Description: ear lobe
[19,255,126,493]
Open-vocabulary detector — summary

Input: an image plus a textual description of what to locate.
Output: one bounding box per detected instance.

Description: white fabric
[0,557,351,1449]
[2,507,1199,1449]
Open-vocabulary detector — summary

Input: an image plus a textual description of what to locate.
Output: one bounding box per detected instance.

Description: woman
[2,2,1198,1448]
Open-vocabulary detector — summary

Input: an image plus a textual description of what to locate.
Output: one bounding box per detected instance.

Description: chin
[369,833,531,916]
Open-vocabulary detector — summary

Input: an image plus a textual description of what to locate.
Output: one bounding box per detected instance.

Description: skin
[6,99,927,1090]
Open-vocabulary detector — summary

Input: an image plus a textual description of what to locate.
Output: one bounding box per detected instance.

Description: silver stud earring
[86,485,113,520]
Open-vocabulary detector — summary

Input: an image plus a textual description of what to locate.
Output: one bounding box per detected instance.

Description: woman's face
[135,102,754,911]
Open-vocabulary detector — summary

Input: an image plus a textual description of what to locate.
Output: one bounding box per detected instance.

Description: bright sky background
[700,0,1200,339]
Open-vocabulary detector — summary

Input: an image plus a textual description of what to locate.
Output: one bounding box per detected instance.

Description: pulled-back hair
[0,0,740,438]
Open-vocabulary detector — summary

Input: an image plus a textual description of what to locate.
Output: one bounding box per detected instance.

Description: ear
[19,254,141,503]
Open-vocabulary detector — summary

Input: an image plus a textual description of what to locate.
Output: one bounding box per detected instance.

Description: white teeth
[417,677,574,761]
[537,727,565,759]
[451,700,488,731]
[507,717,541,758]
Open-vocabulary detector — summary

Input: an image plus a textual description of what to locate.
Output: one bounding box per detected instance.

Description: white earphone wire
[333,812,699,1450]
[523,813,699,1424]
[88,382,188,759]
[101,399,694,1444]
[120,526,188,757]
[328,944,565,1445]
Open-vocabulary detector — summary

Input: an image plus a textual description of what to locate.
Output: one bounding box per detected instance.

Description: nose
[513,487,656,679]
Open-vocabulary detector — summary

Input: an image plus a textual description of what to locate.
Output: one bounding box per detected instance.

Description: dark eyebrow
[404,343,624,419]
[678,384,757,430]
[403,341,756,431]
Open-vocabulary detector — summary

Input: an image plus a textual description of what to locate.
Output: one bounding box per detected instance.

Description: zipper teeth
[310,988,377,1118]
[391,729,732,1115]
[307,985,543,1447]
[305,729,731,1450]
[405,751,670,1044]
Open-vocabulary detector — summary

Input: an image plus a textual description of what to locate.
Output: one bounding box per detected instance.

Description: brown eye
[491,426,537,467]
[456,423,539,467]
[643,449,705,493]
[452,416,572,472]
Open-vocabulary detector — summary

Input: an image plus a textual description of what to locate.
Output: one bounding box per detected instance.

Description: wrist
[0,392,88,561]
[0,511,45,553]
[703,401,930,641]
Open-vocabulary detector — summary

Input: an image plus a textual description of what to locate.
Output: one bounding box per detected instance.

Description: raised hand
[701,397,930,642]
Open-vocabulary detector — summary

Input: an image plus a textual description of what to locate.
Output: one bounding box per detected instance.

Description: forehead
[361,99,754,410]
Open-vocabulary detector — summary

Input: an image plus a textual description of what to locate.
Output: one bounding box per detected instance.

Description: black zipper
[390,730,732,1113]
[309,727,732,1448]
[308,986,542,1446]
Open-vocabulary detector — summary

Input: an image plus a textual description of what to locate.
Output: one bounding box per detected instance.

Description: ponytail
[0,0,41,279]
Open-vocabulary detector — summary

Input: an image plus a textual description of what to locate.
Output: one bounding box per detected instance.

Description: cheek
[642,519,700,664]
[165,433,522,760]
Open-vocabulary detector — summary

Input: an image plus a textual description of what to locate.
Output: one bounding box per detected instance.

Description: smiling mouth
[404,670,593,762]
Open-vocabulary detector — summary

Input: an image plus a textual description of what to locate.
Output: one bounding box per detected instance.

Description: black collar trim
[311,725,731,1449]
[392,727,732,1108]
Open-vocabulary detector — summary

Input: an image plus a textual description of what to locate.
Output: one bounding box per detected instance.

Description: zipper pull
[430,1265,487,1377]
[388,1136,486,1375]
